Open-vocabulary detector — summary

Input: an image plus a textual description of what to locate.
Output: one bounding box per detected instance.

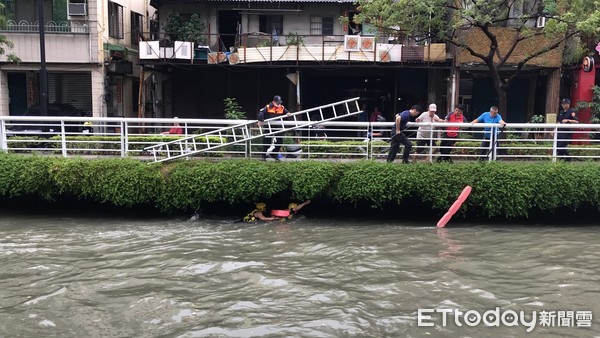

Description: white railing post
[428,127,434,163]
[121,121,127,158]
[61,120,67,157]
[0,120,7,152]
[552,126,558,163]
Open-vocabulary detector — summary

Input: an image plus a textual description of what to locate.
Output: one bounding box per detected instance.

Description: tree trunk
[497,88,508,120]
[493,80,508,120]
[487,60,509,120]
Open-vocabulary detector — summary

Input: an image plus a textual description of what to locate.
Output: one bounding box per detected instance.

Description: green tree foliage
[354,0,600,119]
[0,2,20,63]
[578,86,600,139]
[164,12,206,45]
[224,97,247,120]
[578,86,600,125]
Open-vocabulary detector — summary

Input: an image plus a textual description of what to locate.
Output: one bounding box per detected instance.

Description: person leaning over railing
[387,105,422,164]
[557,98,579,162]
[414,103,444,162]
[471,106,506,160]
[438,104,467,163]
[258,95,292,161]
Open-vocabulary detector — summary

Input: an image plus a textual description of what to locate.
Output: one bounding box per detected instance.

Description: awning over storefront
[103,43,138,55]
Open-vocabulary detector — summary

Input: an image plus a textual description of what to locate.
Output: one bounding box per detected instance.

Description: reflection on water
[0,212,599,337]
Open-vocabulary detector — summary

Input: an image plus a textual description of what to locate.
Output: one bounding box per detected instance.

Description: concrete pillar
[0,71,8,116]
[447,66,459,114]
[427,69,438,105]
[91,67,105,117]
[570,65,596,123]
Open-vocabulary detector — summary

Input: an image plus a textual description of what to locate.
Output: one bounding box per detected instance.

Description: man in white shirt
[414,103,444,162]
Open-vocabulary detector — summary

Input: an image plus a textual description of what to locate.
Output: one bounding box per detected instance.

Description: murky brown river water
[0,212,599,337]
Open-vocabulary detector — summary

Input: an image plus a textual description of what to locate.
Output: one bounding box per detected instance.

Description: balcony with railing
[1,20,89,33]
[138,33,448,66]
[0,20,93,63]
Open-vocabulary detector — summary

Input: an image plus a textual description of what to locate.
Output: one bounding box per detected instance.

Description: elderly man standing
[414,103,444,162]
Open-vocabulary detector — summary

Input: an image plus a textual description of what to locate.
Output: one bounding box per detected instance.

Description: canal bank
[1,153,600,222]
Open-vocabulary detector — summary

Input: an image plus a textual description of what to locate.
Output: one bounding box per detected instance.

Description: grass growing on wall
[1,153,600,219]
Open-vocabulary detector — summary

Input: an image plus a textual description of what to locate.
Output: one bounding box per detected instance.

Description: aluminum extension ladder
[144,97,363,163]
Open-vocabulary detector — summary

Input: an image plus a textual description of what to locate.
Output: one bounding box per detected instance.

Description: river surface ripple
[0,214,599,337]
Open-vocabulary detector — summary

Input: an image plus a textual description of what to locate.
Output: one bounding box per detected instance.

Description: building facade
[0,0,154,118]
[139,0,450,121]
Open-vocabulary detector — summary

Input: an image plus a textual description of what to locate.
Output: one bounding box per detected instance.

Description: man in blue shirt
[387,105,422,163]
[471,106,506,159]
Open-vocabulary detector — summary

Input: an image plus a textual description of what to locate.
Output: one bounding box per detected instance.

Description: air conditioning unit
[68,3,87,16]
[536,16,546,28]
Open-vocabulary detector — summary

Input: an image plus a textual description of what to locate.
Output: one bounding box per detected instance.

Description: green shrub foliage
[2,153,600,218]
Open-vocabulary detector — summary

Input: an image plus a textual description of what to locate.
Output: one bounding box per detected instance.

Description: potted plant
[529,114,545,141]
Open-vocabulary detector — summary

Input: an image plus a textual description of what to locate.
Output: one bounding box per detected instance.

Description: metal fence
[2,116,600,162]
[1,20,89,34]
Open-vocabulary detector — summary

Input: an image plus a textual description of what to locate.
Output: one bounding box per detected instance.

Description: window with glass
[131,11,143,45]
[310,16,334,35]
[0,0,55,23]
[108,1,123,39]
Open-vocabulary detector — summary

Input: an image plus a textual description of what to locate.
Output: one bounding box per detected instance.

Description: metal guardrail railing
[1,20,89,34]
[1,116,600,162]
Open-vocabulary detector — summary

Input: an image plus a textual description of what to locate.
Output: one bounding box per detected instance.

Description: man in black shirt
[557,98,579,161]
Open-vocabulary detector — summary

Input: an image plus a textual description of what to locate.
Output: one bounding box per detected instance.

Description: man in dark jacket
[258,95,291,160]
[557,98,579,161]
[387,105,422,163]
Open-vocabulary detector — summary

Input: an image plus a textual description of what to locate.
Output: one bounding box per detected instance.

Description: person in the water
[243,200,311,223]
[286,200,311,218]
[243,203,278,223]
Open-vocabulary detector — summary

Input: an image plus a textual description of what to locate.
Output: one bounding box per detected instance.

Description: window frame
[108,1,124,39]
[310,16,334,35]
[130,11,143,45]
[259,15,283,35]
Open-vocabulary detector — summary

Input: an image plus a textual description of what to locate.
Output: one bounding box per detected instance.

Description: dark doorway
[218,10,241,52]
[302,68,427,122]
[8,73,27,116]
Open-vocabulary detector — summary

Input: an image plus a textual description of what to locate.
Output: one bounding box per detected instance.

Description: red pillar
[571,65,596,123]
[570,65,596,140]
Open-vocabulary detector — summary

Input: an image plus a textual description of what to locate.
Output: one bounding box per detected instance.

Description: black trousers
[479,139,492,159]
[387,132,412,162]
[557,133,572,159]
[439,137,457,161]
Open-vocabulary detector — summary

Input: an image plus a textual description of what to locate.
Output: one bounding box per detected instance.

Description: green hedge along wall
[0,153,599,219]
